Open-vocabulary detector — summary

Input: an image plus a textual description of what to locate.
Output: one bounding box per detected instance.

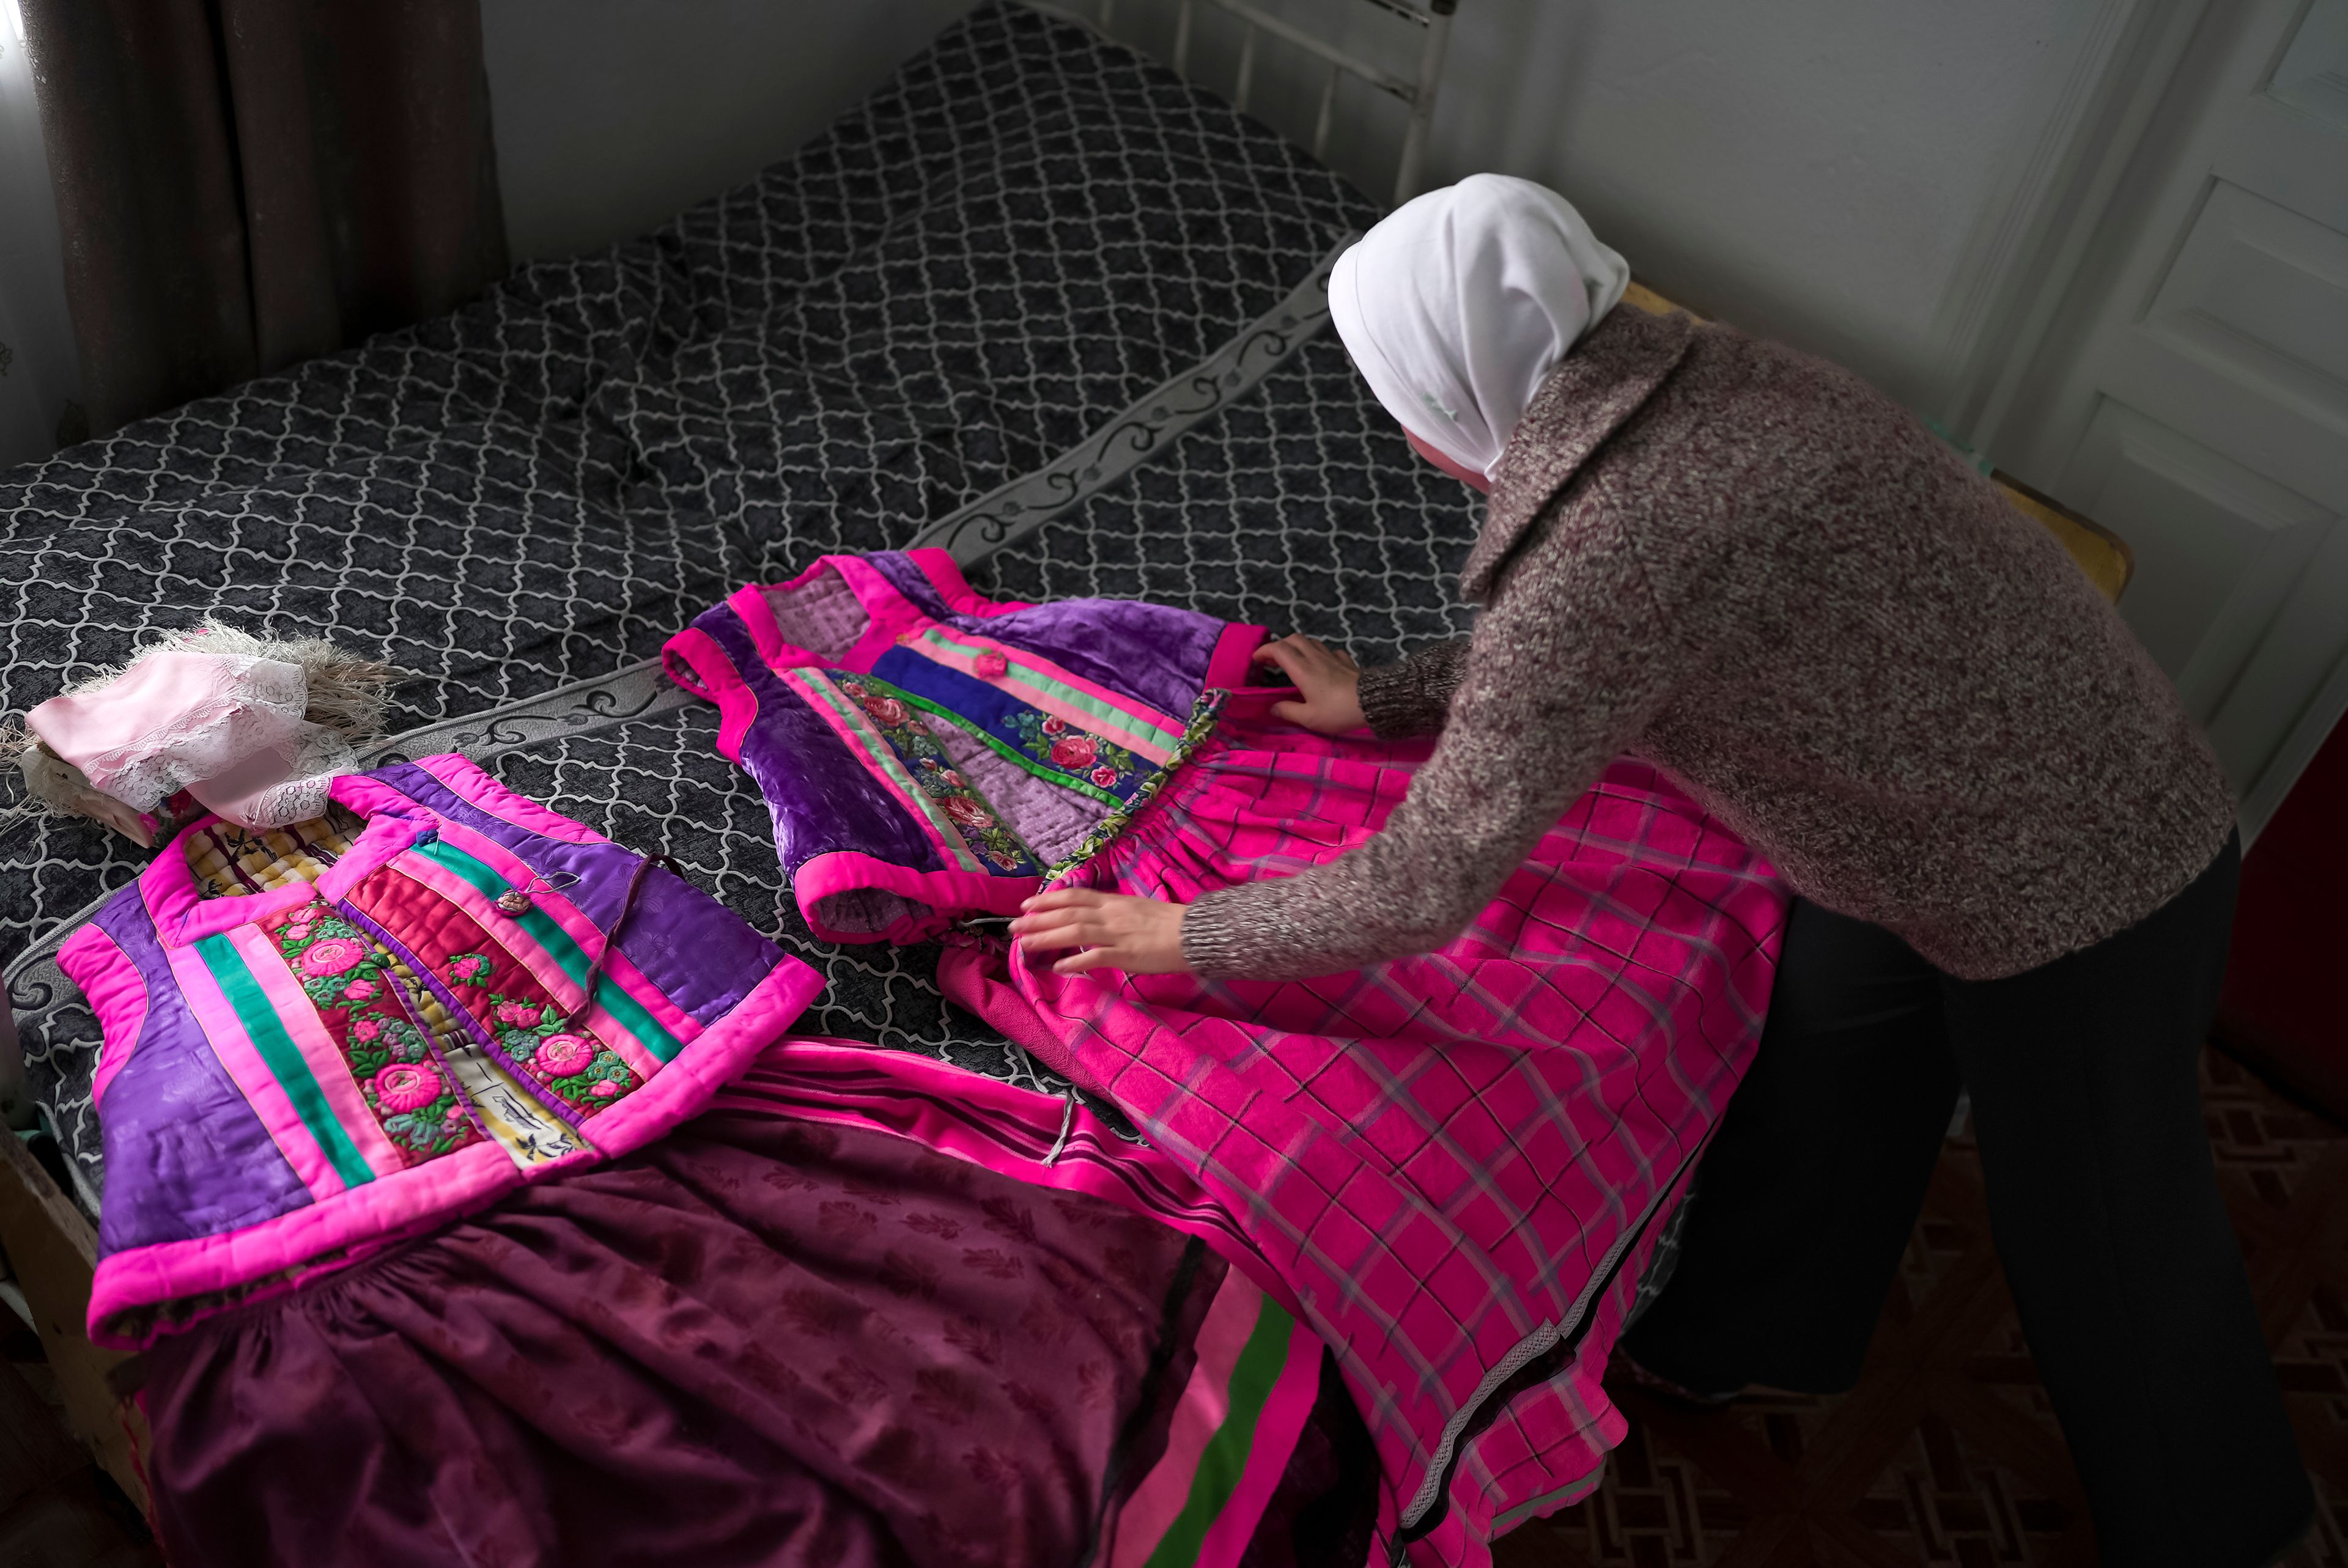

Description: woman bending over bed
[1013,174,2309,1566]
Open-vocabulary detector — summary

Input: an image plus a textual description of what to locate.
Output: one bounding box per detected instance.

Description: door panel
[2216,95,2348,221]
[2206,519,2348,792]
[2147,180,2348,415]
[2271,0,2348,129]
[2061,399,2333,727]
[1999,0,2348,834]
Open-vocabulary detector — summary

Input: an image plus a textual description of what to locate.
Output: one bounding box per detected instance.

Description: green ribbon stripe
[787,670,988,874]
[1143,1298,1296,1568]
[865,677,1124,809]
[409,837,687,1063]
[1043,691,1224,883]
[916,627,1185,755]
[196,933,378,1190]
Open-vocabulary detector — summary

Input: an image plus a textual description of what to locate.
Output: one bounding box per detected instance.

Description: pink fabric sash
[938,693,1788,1566]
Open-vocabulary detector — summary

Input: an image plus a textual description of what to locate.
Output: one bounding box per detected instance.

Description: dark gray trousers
[1622,836,2311,1566]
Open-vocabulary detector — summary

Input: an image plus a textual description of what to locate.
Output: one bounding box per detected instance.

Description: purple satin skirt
[138,1099,1368,1567]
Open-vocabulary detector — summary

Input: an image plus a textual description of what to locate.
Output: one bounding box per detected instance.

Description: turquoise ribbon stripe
[408,838,688,1063]
[194,933,377,1190]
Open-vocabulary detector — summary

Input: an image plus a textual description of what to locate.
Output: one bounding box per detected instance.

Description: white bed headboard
[1018,0,1459,208]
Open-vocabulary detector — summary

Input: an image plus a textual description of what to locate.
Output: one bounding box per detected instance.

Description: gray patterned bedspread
[3,2,1485,1208]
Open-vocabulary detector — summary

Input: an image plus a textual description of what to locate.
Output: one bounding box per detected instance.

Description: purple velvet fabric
[859,550,965,623]
[90,892,309,1253]
[693,605,947,881]
[865,551,1229,720]
[371,760,790,1025]
[142,1094,1218,1568]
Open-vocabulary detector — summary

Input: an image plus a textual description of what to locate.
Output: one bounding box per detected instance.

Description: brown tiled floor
[1494,1048,2346,1566]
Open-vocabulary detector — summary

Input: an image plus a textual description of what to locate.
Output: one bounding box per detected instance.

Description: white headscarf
[1329,174,1630,480]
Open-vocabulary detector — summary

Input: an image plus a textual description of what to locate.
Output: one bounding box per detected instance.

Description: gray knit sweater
[1180,306,2236,982]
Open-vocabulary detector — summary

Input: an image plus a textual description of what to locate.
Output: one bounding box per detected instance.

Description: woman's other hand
[1254,635,1365,734]
[1012,889,1193,976]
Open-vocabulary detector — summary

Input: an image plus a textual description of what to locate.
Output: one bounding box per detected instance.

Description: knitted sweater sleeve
[1181,516,1680,981]
[1355,639,1472,739]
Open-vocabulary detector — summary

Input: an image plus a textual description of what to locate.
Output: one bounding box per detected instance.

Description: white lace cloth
[26,650,361,830]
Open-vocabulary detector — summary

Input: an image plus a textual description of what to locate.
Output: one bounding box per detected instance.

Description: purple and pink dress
[664,551,1792,1566]
[58,754,824,1347]
[661,548,1266,943]
[71,751,1354,1568]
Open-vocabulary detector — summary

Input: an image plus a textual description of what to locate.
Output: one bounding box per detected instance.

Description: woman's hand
[1012,889,1192,976]
[1253,635,1365,734]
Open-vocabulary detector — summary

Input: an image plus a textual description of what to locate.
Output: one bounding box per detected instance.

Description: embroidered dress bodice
[58,755,821,1345]
[663,550,1265,943]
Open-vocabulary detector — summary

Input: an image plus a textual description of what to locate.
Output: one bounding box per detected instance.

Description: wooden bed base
[0,1128,148,1514]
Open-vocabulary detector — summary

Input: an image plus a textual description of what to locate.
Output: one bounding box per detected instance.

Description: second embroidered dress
[663,550,1266,943]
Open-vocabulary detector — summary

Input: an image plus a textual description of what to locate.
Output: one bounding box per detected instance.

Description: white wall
[2,0,2133,460]
[481,0,983,262]
[1444,0,2108,408]
[1115,0,2113,411]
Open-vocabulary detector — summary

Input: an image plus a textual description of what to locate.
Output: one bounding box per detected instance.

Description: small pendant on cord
[495,870,578,915]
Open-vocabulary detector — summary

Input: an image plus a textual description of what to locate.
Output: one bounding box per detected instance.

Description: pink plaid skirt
[940,691,1788,1566]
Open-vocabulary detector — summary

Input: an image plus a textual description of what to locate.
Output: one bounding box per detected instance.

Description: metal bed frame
[1019,0,1460,207]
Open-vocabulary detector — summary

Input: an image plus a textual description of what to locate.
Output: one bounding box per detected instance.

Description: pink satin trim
[906,547,1033,614]
[1205,620,1272,692]
[407,754,612,847]
[729,556,928,675]
[833,554,941,664]
[793,850,1036,945]
[138,782,430,949]
[57,925,145,1111]
[1110,1269,1324,1568]
[88,1138,512,1350]
[661,627,757,760]
[1111,1273,1266,1567]
[1193,1303,1324,1567]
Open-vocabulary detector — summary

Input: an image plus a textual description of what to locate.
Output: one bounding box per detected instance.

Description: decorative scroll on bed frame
[1017,0,1460,206]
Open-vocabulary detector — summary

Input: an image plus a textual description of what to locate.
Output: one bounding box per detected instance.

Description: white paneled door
[1999,0,2348,841]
